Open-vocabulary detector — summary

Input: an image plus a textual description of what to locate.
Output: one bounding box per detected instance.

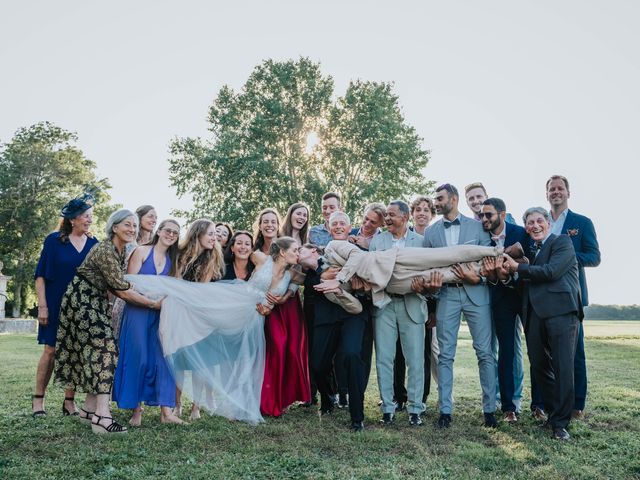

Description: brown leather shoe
[571,409,585,420]
[531,407,548,422]
[503,411,517,423]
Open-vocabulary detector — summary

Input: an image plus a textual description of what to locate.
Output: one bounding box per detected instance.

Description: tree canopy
[0,122,118,316]
[169,58,432,228]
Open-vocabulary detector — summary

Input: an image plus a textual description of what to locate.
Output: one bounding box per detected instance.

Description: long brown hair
[177,219,225,282]
[148,219,180,277]
[136,204,156,243]
[253,208,281,253]
[280,202,309,244]
[223,230,255,278]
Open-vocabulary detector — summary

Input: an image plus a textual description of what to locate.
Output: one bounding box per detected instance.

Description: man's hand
[348,234,371,250]
[451,263,481,285]
[502,254,519,274]
[411,276,428,293]
[424,271,443,293]
[481,257,498,282]
[314,279,341,293]
[320,267,341,281]
[426,311,437,328]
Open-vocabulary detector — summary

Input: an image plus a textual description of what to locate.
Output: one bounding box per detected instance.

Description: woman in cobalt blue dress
[112,219,185,425]
[32,194,98,418]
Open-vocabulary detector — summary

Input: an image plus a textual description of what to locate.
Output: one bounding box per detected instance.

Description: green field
[1,321,639,479]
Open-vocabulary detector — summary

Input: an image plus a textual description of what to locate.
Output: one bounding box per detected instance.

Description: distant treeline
[585,305,640,320]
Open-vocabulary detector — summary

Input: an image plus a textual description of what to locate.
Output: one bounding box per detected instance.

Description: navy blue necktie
[444,218,460,229]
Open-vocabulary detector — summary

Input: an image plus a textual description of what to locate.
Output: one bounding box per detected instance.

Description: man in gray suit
[370,200,427,427]
[421,183,497,428]
[502,207,583,441]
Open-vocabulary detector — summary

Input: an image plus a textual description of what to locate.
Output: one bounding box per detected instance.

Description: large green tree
[169,58,432,228]
[0,122,118,316]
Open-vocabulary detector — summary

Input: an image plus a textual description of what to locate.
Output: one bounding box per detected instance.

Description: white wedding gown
[124,257,290,425]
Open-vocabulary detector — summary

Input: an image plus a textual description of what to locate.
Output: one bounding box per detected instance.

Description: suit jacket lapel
[533,234,556,265]
[437,221,447,247]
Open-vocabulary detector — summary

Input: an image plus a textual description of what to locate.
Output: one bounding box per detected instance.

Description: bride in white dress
[125,237,300,425]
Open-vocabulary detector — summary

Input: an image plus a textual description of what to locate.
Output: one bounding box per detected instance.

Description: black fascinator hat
[60,191,96,219]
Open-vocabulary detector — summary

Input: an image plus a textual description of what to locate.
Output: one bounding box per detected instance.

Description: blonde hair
[177,218,225,282]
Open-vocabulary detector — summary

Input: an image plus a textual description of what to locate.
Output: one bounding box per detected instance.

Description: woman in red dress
[252,207,310,416]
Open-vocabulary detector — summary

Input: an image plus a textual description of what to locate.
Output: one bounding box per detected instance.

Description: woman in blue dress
[32,193,98,418]
[113,219,185,426]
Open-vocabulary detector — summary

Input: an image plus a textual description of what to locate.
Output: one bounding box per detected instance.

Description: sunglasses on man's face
[478,212,497,219]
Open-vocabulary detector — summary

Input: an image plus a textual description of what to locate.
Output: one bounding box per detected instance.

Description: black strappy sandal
[91,414,128,434]
[78,408,94,425]
[32,394,46,418]
[62,396,79,416]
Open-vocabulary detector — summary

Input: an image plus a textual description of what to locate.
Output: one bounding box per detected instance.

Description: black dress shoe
[338,393,349,409]
[437,414,452,429]
[395,401,406,412]
[319,405,333,416]
[350,421,364,432]
[380,413,395,425]
[483,412,498,428]
[552,427,570,441]
[409,413,423,426]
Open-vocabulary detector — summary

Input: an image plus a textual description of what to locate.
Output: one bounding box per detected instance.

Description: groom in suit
[480,198,529,423]
[546,175,600,419]
[502,207,583,440]
[422,183,497,428]
[370,200,427,427]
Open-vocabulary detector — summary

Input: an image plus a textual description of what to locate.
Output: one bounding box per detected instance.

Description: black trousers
[304,297,336,399]
[393,324,433,404]
[525,308,579,429]
[311,312,367,423]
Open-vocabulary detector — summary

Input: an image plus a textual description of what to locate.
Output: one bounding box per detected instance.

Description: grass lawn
[1,321,639,479]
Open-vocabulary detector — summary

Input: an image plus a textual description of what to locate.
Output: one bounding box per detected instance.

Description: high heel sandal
[32,394,46,418]
[78,408,94,425]
[62,396,79,416]
[91,414,128,434]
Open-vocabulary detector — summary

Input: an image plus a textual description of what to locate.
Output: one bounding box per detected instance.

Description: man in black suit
[299,211,368,432]
[502,207,583,440]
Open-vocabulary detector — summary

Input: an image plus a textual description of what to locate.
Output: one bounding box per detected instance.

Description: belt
[445,282,465,288]
[387,292,405,299]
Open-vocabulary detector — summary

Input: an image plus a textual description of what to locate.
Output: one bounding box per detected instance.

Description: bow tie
[444,218,460,229]
[491,234,505,242]
[533,241,543,252]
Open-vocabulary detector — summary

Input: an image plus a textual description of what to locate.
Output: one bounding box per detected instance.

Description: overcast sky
[1,1,638,304]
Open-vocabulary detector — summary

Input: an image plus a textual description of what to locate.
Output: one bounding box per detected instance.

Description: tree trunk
[12,281,22,318]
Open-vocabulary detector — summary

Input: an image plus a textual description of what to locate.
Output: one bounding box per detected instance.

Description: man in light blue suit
[422,184,497,428]
[370,200,427,427]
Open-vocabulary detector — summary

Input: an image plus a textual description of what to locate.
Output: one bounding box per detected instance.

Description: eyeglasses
[161,228,179,237]
[478,212,496,219]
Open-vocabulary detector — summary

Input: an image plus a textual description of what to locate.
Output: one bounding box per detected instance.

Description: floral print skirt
[54,275,117,395]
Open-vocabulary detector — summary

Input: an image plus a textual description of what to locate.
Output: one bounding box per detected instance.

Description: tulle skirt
[260,293,311,416]
[124,274,267,424]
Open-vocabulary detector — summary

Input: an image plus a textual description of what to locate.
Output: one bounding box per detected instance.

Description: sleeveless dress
[124,256,285,424]
[112,247,176,409]
[261,290,311,416]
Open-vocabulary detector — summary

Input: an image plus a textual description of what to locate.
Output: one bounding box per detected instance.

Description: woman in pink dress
[252,207,310,416]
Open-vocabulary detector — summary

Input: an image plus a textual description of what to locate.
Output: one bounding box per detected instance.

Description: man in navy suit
[422,183,497,429]
[480,198,528,423]
[502,207,583,440]
[546,175,601,419]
